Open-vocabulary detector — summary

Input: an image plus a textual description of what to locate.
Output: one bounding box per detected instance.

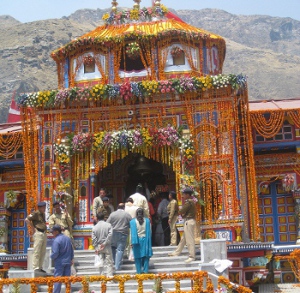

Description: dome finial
[133,0,141,10]
[154,0,161,7]
[111,0,118,13]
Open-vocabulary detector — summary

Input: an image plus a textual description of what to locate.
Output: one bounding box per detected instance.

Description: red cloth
[7,96,21,123]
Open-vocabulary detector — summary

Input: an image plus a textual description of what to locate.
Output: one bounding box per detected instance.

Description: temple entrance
[96,153,176,208]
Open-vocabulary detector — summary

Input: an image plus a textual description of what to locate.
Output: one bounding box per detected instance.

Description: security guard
[168,187,196,263]
[92,188,106,221]
[97,197,112,221]
[48,201,73,238]
[25,201,48,272]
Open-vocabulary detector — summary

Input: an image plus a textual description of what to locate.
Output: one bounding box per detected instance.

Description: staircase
[37,245,213,293]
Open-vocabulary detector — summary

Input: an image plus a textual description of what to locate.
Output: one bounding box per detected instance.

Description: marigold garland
[0,272,252,293]
[0,131,23,158]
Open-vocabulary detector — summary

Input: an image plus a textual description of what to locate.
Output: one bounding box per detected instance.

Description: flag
[7,91,21,123]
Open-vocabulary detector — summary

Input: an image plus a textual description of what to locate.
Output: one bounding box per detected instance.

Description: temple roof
[51,17,225,61]
[249,98,300,112]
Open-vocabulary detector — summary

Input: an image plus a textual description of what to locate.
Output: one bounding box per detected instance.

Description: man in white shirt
[129,183,149,217]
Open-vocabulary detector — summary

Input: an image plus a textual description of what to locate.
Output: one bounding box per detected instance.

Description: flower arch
[53,125,197,203]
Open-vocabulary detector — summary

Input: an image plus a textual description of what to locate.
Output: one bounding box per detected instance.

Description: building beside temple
[0,0,300,289]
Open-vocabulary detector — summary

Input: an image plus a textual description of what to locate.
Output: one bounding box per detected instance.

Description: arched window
[196,124,218,156]
[80,185,87,197]
[44,187,50,198]
[45,148,51,160]
[45,164,50,176]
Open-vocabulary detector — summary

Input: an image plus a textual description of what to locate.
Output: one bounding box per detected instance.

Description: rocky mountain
[0,8,299,123]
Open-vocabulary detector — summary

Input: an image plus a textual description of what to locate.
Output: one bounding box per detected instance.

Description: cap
[51,224,62,233]
[102,197,109,202]
[182,187,193,195]
[53,201,60,206]
[37,202,46,207]
[169,191,176,197]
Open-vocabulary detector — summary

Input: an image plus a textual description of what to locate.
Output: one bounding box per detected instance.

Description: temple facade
[0,0,300,288]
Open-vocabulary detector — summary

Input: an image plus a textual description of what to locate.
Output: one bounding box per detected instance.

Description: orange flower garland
[0,272,253,293]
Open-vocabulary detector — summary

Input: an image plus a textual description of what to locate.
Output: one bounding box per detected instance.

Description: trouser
[111,232,128,270]
[98,246,114,277]
[53,264,71,293]
[161,217,170,246]
[32,231,47,270]
[134,257,150,274]
[169,216,178,246]
[173,219,195,259]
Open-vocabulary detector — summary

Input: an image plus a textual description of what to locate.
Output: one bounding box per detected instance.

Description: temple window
[196,123,218,156]
[74,53,105,82]
[83,55,96,73]
[171,46,185,65]
[119,43,147,72]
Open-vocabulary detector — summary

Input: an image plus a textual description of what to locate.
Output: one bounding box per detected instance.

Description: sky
[0,0,299,23]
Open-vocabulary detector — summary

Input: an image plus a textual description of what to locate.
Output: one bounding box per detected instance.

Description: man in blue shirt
[51,224,74,293]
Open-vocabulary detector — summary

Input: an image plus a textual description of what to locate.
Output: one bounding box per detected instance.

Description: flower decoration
[72,133,94,153]
[53,143,70,164]
[282,174,295,192]
[158,80,174,94]
[141,80,159,96]
[90,84,108,101]
[120,81,133,100]
[103,5,169,25]
[5,190,17,208]
[83,54,95,66]
[170,45,184,58]
[16,74,247,109]
[0,227,7,237]
[126,42,141,60]
[152,125,179,147]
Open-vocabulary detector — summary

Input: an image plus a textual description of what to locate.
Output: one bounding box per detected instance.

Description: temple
[0,0,300,290]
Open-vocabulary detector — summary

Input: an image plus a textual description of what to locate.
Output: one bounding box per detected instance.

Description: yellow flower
[130,9,139,20]
[102,13,109,20]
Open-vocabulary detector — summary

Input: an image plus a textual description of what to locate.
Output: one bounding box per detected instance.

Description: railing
[0,271,252,293]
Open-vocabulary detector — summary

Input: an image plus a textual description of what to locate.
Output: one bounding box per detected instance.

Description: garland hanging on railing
[0,132,23,158]
[250,111,285,138]
[16,74,247,109]
[0,271,253,293]
[250,108,300,139]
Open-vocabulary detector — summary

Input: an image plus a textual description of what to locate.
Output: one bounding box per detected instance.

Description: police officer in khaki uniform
[97,197,111,221]
[168,188,196,263]
[48,201,73,238]
[25,201,48,272]
[92,188,106,221]
[167,191,179,246]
